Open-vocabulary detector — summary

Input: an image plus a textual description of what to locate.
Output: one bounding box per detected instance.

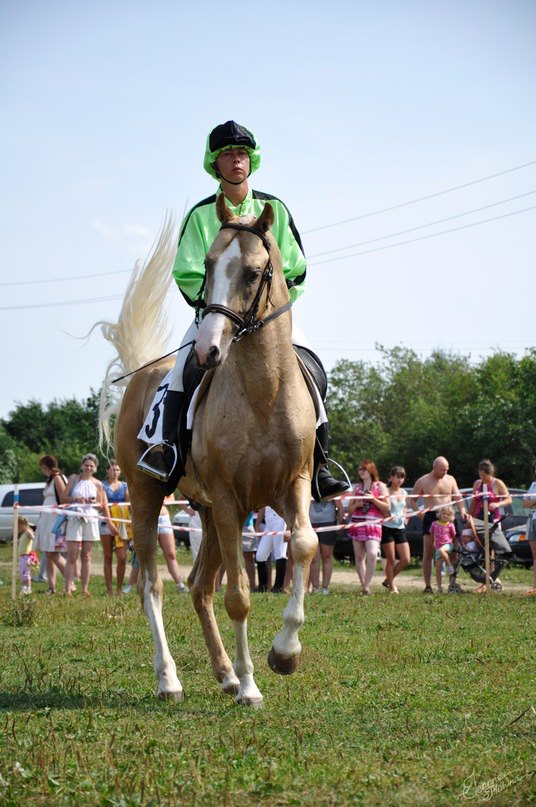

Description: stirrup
[313,457,351,502]
[137,442,178,482]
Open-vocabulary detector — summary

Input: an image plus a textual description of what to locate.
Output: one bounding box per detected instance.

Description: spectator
[123,501,188,593]
[17,517,35,595]
[255,507,289,593]
[469,459,513,593]
[180,503,202,563]
[100,460,130,596]
[158,498,188,592]
[242,512,258,590]
[34,454,70,594]
[347,460,390,595]
[61,453,117,597]
[522,461,536,596]
[430,505,457,593]
[381,465,410,594]
[411,457,468,594]
[309,499,344,595]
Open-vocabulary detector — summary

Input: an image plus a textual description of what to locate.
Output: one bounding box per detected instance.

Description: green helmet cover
[203,120,261,179]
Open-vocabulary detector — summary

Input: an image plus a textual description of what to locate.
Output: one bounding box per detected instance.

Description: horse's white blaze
[143,578,183,697]
[233,619,263,705]
[195,238,241,365]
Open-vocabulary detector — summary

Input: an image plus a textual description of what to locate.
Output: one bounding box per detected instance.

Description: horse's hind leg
[132,489,183,700]
[188,509,241,697]
[269,480,317,676]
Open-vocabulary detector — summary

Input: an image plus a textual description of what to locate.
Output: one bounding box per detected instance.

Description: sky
[1,0,535,420]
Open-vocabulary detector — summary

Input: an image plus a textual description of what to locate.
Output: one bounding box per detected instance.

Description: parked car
[0,483,46,542]
[333,487,529,561]
[505,524,533,565]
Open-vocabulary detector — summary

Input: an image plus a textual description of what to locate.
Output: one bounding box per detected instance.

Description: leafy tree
[327,349,535,488]
[1,390,106,479]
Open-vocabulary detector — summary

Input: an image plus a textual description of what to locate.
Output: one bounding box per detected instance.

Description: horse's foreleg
[217,521,263,709]
[188,511,240,697]
[269,483,317,676]
[137,530,183,701]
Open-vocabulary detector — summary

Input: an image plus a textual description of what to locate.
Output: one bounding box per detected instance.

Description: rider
[138,120,350,502]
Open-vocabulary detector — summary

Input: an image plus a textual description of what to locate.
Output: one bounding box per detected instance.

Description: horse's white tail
[96,213,178,450]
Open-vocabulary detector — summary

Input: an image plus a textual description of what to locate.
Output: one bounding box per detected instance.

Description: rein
[195,222,292,342]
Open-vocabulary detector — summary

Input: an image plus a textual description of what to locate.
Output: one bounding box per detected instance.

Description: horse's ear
[216,194,234,223]
[255,203,274,233]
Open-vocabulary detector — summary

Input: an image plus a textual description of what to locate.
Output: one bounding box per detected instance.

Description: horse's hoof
[268,647,299,676]
[157,688,184,701]
[236,695,264,709]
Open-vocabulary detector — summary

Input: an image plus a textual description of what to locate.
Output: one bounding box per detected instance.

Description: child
[460,515,481,554]
[18,517,36,595]
[430,505,456,593]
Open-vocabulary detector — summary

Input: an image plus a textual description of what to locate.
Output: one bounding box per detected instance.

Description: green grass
[0,545,535,806]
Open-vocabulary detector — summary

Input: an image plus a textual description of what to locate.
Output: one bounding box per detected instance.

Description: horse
[99,195,318,707]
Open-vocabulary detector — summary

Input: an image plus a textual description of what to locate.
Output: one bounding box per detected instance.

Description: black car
[505,523,533,565]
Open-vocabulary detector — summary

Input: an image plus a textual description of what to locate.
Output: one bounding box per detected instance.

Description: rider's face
[216,148,250,183]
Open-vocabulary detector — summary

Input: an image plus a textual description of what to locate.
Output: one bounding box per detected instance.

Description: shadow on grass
[0,687,229,716]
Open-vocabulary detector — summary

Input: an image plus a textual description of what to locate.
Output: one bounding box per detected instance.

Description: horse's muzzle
[195,344,221,369]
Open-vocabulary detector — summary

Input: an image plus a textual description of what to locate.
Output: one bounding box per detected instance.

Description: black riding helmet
[203,120,261,179]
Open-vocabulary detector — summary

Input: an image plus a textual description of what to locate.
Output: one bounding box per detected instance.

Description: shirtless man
[410,456,468,593]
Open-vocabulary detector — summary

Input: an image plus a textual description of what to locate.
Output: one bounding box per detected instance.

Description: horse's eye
[247,269,261,285]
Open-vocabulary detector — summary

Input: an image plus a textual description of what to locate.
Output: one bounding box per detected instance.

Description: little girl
[18,517,36,595]
[430,505,457,593]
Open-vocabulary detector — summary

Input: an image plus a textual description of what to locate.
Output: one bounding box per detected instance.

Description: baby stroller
[448,516,513,593]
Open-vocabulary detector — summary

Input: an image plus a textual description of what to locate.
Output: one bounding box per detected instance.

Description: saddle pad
[137,370,172,445]
[137,371,200,445]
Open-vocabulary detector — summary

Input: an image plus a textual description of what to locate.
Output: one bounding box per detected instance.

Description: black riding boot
[256,561,268,593]
[272,557,287,593]
[137,390,184,481]
[311,421,350,503]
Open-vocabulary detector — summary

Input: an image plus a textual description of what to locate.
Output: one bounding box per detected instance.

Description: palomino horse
[100,196,318,707]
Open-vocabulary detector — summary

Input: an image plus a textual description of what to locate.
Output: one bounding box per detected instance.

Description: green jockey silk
[172,188,307,307]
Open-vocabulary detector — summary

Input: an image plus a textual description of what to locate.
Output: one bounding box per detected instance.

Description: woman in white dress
[61,453,118,597]
[35,454,70,594]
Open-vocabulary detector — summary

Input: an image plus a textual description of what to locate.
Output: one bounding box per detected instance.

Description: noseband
[195,223,292,341]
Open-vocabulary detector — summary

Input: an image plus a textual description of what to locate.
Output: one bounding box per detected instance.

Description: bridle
[195,223,292,342]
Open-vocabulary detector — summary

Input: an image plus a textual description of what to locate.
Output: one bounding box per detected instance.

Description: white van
[0,483,46,542]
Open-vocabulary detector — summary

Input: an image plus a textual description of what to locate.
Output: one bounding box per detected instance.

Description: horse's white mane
[96,213,178,450]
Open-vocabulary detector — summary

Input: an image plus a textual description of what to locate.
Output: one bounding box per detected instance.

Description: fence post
[11,484,19,601]
[483,483,491,591]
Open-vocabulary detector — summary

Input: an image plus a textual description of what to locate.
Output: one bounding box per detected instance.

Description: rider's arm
[269,200,306,303]
[172,205,216,306]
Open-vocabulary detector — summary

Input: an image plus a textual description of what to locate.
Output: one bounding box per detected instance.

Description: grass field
[0,546,535,806]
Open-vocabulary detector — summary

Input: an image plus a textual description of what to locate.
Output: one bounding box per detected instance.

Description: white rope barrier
[9,491,531,538]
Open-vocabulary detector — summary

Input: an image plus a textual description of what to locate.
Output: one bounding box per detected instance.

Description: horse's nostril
[209,345,220,361]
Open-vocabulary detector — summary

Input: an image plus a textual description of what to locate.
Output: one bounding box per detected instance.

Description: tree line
[328,347,536,488]
[1,348,534,488]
